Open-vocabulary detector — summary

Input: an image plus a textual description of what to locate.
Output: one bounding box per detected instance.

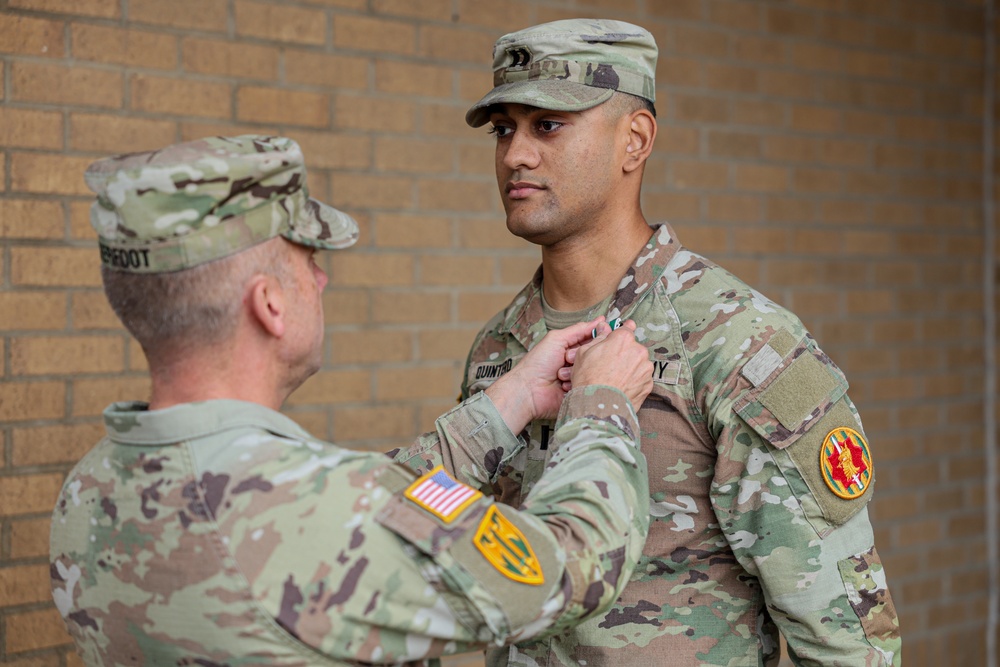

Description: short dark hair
[603,91,657,119]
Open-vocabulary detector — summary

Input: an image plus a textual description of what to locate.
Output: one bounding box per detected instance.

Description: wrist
[484,373,533,434]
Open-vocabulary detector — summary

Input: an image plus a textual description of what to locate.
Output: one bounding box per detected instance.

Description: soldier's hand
[485,318,605,433]
[570,320,653,409]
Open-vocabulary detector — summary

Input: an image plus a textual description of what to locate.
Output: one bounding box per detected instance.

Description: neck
[146,341,288,412]
[540,215,653,312]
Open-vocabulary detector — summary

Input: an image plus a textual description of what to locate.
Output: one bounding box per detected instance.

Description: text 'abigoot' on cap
[466,18,658,127]
[86,135,359,273]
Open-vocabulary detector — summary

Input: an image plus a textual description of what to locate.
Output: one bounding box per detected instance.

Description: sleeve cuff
[555,385,640,444]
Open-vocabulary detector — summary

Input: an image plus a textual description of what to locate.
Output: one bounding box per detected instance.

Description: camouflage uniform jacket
[50,389,650,666]
[462,224,901,666]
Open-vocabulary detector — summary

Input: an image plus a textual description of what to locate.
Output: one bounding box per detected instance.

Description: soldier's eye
[538,120,562,133]
[488,125,513,138]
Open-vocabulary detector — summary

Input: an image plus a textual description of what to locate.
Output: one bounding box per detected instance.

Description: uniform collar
[102,399,312,446]
[503,224,680,350]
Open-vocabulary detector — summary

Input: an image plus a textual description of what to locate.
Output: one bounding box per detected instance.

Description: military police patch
[473,505,544,585]
[820,427,872,500]
[404,466,482,523]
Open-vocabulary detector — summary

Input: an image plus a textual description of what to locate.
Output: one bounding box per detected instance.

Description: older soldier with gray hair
[460,18,902,667]
[49,135,655,666]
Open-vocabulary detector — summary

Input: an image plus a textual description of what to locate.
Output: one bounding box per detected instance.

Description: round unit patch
[820,427,873,500]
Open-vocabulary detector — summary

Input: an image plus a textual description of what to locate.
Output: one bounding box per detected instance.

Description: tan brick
[703,63,759,94]
[419,179,496,212]
[759,71,815,101]
[12,247,101,286]
[766,197,813,224]
[333,404,417,441]
[286,369,372,405]
[71,376,150,417]
[376,364,455,401]
[793,168,842,194]
[5,607,73,652]
[821,200,869,225]
[732,228,790,254]
[181,37,278,79]
[335,95,415,132]
[0,107,63,150]
[330,172,413,209]
[237,86,328,127]
[418,327,478,362]
[11,0,117,15]
[707,131,762,160]
[818,14,868,45]
[818,139,869,167]
[791,105,841,133]
[376,59,452,97]
[235,0,326,45]
[458,291,517,323]
[0,292,67,330]
[70,114,177,154]
[328,253,413,287]
[72,24,176,69]
[844,231,894,255]
[897,115,944,143]
[455,0,534,29]
[373,291,450,324]
[725,38,780,69]
[659,126,700,156]
[323,289,368,325]
[13,422,103,467]
[458,218,533,250]
[130,0,228,31]
[331,329,412,364]
[335,15,415,55]
[672,160,728,189]
[11,154,93,196]
[737,99,789,128]
[820,78,866,107]
[842,171,891,197]
[285,50,369,89]
[131,74,231,118]
[674,26,729,58]
[642,192,701,223]
[843,110,893,137]
[13,62,122,108]
[706,194,762,223]
[0,472,64,516]
[647,0,701,19]
[766,6,816,37]
[421,25,495,64]
[673,223,728,255]
[0,13,64,58]
[375,213,451,248]
[0,381,65,421]
[708,0,761,31]
[673,94,729,124]
[375,137,452,174]
[866,82,921,112]
[10,516,52,559]
[846,50,896,79]
[419,255,493,286]
[499,255,540,286]
[0,199,64,239]
[422,103,476,138]
[12,335,124,376]
[373,0,451,20]
[0,563,51,605]
[791,42,844,74]
[278,131,369,172]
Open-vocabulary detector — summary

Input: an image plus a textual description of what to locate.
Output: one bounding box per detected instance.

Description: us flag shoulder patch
[404,465,482,523]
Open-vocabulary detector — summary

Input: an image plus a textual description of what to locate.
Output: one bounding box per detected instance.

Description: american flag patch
[404,466,482,523]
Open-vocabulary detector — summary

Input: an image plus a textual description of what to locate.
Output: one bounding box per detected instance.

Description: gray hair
[102,238,290,357]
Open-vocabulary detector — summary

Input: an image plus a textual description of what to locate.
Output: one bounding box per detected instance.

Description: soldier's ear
[247,274,286,339]
[623,110,656,174]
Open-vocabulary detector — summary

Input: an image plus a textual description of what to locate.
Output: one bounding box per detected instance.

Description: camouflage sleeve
[377,385,650,647]
[389,391,527,488]
[708,333,901,665]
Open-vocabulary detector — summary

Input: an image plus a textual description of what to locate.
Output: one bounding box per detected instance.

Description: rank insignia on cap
[473,505,544,585]
[820,427,873,500]
[404,465,481,523]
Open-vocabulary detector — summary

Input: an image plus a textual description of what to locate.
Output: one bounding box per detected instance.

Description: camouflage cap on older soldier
[85,135,359,273]
[465,18,658,128]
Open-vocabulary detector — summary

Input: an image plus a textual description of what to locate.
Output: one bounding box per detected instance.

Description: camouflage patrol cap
[465,18,657,128]
[85,135,359,273]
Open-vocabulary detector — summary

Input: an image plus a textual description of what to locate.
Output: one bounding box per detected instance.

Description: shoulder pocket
[734,335,873,528]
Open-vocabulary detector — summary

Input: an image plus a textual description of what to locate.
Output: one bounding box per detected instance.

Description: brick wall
[0,0,993,665]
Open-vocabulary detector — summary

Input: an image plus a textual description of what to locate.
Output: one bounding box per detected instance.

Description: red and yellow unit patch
[404,466,482,523]
[474,505,544,585]
[820,427,873,500]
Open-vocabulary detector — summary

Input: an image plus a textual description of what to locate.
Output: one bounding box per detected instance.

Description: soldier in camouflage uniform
[49,135,657,666]
[460,19,902,666]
